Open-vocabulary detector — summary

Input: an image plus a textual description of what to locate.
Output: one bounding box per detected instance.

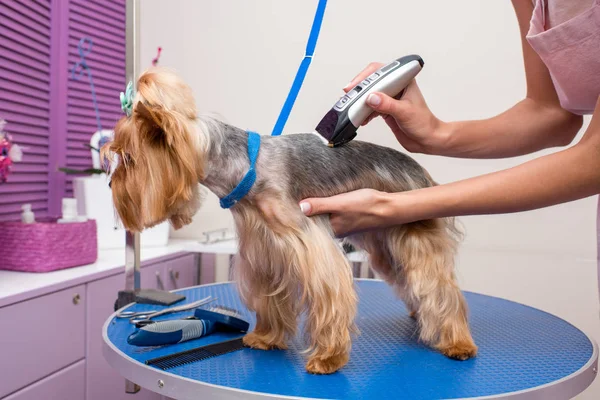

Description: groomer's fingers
[382,115,424,153]
[366,92,411,123]
[299,198,331,216]
[343,62,384,92]
[361,111,381,126]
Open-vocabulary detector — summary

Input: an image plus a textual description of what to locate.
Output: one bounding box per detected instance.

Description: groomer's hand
[299,189,408,237]
[344,62,446,154]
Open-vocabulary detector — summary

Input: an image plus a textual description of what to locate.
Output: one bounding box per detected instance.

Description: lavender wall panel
[0,0,126,218]
[0,0,52,221]
[47,0,70,215]
[64,0,126,196]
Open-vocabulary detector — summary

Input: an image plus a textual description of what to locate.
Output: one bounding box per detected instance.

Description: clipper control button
[368,72,380,82]
[335,96,350,109]
[361,80,370,87]
[380,61,399,73]
[347,89,359,99]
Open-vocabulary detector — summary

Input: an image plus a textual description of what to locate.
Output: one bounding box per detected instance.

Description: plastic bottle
[21,203,35,223]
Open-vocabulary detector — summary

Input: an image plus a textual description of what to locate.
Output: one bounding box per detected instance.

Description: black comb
[145,337,245,370]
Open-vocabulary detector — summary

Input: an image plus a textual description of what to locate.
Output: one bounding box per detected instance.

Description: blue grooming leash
[219,131,261,209]
[219,2,326,207]
[271,0,327,136]
[71,37,103,133]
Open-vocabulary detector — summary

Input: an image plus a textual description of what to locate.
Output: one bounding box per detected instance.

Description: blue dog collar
[219,131,261,209]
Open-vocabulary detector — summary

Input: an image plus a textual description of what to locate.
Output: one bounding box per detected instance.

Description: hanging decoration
[71,37,103,133]
[152,46,162,66]
[60,37,107,176]
[0,119,23,183]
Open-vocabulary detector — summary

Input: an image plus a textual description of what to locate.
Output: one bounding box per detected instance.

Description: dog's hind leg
[386,219,478,360]
[348,232,419,318]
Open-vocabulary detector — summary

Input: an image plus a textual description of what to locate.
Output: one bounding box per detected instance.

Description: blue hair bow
[120,81,135,117]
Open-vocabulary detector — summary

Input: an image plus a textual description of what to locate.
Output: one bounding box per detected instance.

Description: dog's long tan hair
[101,68,209,231]
[102,67,477,374]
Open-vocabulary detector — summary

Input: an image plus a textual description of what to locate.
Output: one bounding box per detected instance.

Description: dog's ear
[100,116,137,170]
[133,67,199,149]
[133,101,169,144]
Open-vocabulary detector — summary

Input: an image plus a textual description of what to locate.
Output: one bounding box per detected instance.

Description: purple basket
[0,219,98,273]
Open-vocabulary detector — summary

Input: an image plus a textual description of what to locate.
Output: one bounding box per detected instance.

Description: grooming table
[103,280,598,399]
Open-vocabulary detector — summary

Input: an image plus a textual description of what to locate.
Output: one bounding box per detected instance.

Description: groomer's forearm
[435,98,582,159]
[393,126,600,223]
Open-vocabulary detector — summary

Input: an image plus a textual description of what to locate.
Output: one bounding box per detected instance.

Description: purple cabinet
[87,266,163,400]
[4,360,85,400]
[0,285,85,398]
[86,254,197,400]
[0,253,198,399]
[166,254,198,291]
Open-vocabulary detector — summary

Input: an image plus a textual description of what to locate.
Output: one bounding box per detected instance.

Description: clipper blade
[315,108,357,147]
[314,109,339,145]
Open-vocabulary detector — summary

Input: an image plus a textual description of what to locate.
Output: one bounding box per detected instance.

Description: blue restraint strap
[271,0,327,136]
[219,131,261,209]
[220,2,326,207]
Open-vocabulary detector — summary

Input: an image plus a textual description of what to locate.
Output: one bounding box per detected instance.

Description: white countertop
[0,238,368,308]
[0,239,197,308]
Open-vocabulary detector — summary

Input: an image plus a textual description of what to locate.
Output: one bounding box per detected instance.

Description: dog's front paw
[243,332,287,351]
[306,353,349,375]
[440,341,478,361]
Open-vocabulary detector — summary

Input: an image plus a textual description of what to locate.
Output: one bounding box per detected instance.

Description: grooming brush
[146,337,246,370]
[127,305,249,347]
[314,54,424,147]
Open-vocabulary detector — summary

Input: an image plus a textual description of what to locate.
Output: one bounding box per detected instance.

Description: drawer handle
[73,293,81,305]
[169,268,179,289]
[156,271,165,290]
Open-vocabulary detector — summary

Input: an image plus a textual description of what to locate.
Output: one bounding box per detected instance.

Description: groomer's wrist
[420,119,453,156]
[428,120,457,156]
[384,185,459,225]
[380,190,426,225]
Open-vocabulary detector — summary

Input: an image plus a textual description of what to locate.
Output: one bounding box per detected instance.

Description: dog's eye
[108,180,112,189]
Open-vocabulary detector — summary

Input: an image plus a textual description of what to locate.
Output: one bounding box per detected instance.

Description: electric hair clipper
[314,54,424,147]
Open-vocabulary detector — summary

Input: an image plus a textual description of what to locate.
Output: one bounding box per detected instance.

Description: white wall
[139,1,599,397]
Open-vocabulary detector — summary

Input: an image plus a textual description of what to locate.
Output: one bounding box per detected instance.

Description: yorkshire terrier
[102,67,477,374]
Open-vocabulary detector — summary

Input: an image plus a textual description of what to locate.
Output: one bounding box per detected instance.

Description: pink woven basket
[0,219,98,273]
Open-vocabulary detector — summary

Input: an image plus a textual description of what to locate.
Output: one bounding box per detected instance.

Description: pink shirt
[526,0,600,115]
[545,0,594,27]
[528,1,600,306]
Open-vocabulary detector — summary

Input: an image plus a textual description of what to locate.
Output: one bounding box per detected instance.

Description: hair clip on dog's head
[120,81,135,117]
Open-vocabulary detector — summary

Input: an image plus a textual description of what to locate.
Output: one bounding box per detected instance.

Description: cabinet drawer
[4,360,85,400]
[0,285,86,398]
[166,254,197,290]
[87,272,162,400]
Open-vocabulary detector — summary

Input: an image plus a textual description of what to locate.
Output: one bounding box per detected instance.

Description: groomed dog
[102,67,477,374]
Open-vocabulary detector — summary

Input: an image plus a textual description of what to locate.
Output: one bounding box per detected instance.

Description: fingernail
[367,93,381,107]
[343,82,353,90]
[367,93,381,106]
[299,202,311,215]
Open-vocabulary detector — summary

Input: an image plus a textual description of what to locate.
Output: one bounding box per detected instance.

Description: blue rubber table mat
[106,280,594,399]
